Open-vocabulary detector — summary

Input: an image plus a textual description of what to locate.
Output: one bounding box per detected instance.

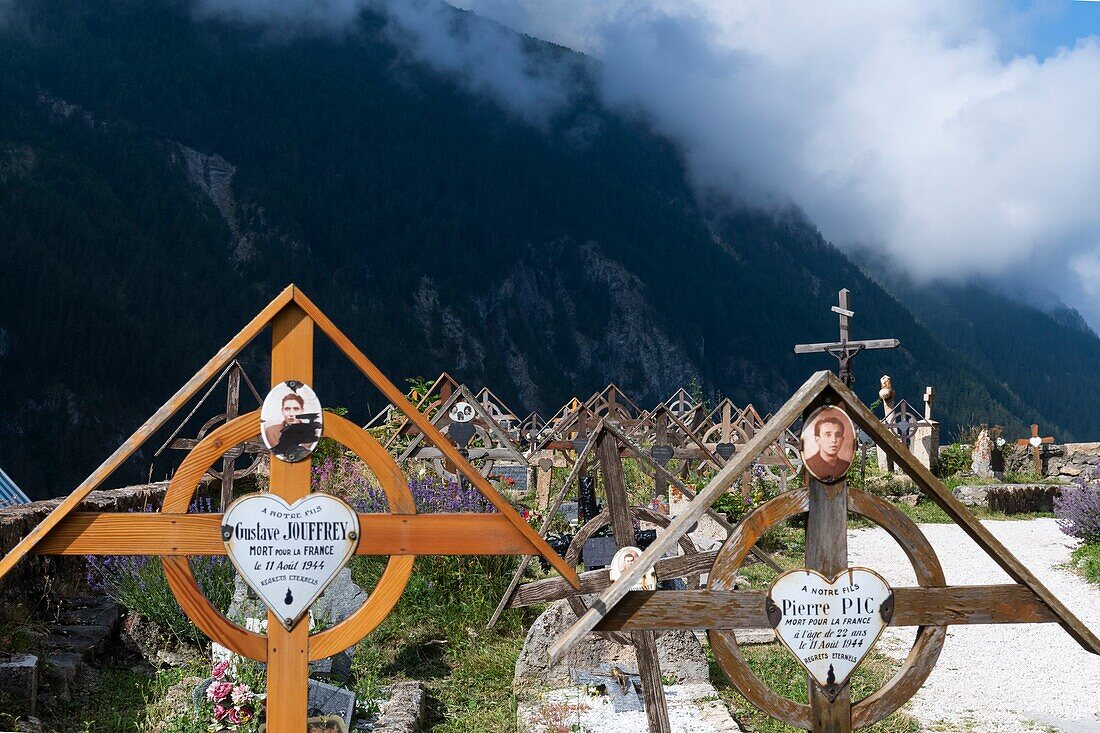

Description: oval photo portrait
[800,405,856,484]
[609,546,657,590]
[261,381,323,463]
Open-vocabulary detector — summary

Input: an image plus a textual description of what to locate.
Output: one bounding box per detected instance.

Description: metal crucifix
[794,289,900,386]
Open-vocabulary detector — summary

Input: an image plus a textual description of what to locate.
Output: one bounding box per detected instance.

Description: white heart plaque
[221,492,360,630]
[766,568,893,698]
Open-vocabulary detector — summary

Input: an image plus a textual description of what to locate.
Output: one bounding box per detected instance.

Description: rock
[373,681,428,733]
[970,430,994,479]
[952,485,989,507]
[42,652,80,702]
[733,629,775,645]
[898,494,920,507]
[517,682,742,733]
[13,716,43,733]
[121,614,199,668]
[148,676,204,733]
[0,653,38,714]
[513,600,709,693]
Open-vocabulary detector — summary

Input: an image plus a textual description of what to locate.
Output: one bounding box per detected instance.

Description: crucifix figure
[1016,423,1053,476]
[794,289,900,386]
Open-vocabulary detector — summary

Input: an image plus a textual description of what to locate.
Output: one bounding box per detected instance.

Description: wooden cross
[545,372,1100,733]
[794,289,900,386]
[154,360,264,510]
[1016,423,1054,475]
[0,287,578,732]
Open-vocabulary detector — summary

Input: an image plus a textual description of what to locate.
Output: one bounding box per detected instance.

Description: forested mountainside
[0,0,1090,498]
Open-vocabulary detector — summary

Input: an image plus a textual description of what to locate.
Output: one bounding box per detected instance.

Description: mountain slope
[0,0,1087,498]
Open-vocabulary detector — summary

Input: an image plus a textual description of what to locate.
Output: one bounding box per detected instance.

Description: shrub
[86,498,235,648]
[937,443,970,478]
[1054,471,1100,543]
[314,454,496,514]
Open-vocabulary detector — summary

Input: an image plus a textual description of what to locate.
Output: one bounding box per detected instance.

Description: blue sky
[1018,1,1100,57]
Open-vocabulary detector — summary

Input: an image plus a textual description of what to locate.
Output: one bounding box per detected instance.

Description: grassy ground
[1069,542,1100,586]
[709,643,919,733]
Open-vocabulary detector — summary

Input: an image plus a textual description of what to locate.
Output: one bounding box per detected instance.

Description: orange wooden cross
[0,286,579,732]
[1015,423,1054,475]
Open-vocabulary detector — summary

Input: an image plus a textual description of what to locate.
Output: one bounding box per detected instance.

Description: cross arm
[794,339,900,354]
[592,585,1059,631]
[34,512,542,557]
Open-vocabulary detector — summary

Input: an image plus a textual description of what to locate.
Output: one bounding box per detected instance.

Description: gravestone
[668,485,725,553]
[513,600,709,691]
[558,501,579,525]
[910,387,940,473]
[971,429,994,479]
[583,536,619,570]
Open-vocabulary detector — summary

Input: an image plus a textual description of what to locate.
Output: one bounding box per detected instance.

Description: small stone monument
[668,485,725,553]
[910,387,940,474]
[971,429,994,479]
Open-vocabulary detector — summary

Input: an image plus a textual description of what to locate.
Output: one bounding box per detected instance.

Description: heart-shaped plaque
[766,568,893,699]
[222,493,360,630]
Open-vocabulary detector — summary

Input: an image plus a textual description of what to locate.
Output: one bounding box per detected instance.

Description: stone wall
[1043,443,1100,481]
[0,480,215,607]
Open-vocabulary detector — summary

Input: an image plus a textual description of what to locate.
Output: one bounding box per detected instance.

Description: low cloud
[191,0,1100,320]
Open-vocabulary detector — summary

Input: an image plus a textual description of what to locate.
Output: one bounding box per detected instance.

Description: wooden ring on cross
[161,410,417,662]
[195,413,264,481]
[564,505,699,645]
[707,488,947,730]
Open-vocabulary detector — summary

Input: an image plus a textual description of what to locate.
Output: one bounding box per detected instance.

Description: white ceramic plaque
[221,493,359,630]
[767,568,893,698]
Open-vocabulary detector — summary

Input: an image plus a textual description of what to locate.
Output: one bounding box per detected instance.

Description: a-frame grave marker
[396,383,527,480]
[548,370,1100,733]
[0,286,579,732]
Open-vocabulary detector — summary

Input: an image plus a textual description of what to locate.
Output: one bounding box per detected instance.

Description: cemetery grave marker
[548,370,1100,733]
[0,286,579,732]
[152,359,265,509]
[794,289,899,386]
[1016,423,1054,475]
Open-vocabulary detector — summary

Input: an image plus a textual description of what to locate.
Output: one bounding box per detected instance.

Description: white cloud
[190,0,1100,319]
[453,1,1100,288]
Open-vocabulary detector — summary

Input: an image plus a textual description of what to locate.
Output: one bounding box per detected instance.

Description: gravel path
[847,518,1100,733]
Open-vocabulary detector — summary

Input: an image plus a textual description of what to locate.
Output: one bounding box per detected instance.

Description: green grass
[43,668,158,733]
[1069,542,1100,585]
[708,642,919,733]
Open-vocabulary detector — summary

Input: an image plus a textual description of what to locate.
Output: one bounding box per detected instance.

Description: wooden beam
[593,585,1059,631]
[510,550,720,609]
[0,285,296,581]
[290,289,580,588]
[548,371,832,664]
[794,339,900,353]
[36,513,541,556]
[601,421,781,572]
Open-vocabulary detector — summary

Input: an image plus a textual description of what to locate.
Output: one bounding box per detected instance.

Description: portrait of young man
[260,382,323,463]
[801,406,855,483]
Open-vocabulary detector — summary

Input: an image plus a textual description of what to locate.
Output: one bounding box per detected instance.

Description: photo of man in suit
[801,406,855,483]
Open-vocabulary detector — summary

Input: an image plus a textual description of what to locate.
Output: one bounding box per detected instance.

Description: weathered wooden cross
[546,371,1100,733]
[1016,423,1054,476]
[153,359,265,510]
[794,289,900,386]
[0,286,579,732]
